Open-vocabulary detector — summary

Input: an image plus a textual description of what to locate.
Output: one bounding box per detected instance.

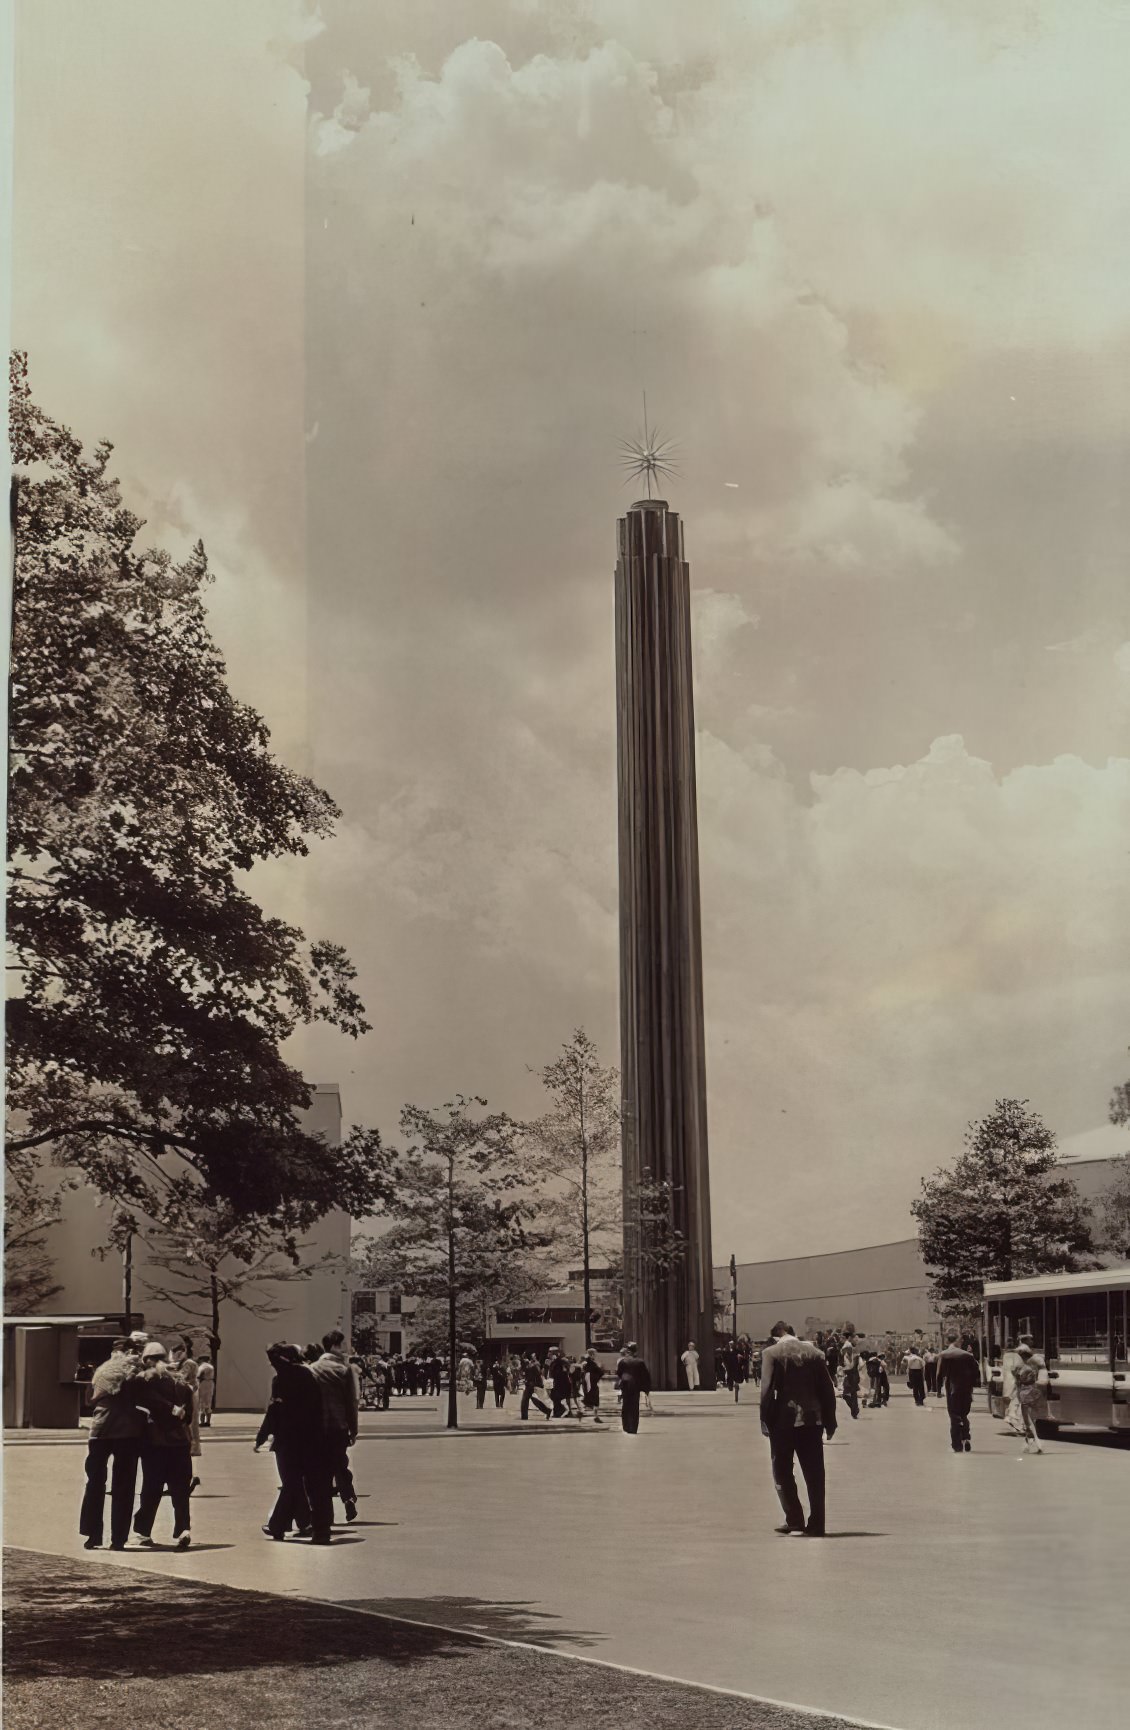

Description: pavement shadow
[3,1549,586,1680]
[340,1594,605,1651]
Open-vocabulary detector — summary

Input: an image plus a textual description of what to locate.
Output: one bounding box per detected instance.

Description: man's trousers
[134,1443,192,1538]
[79,1437,140,1548]
[946,1390,973,1450]
[620,1391,641,1434]
[769,1423,826,1534]
[327,1429,356,1506]
[267,1439,333,1540]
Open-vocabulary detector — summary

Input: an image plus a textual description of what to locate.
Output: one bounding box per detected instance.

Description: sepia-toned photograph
[3,4,1128,1728]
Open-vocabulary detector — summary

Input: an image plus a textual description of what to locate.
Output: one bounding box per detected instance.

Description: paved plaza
[5,1388,1127,1730]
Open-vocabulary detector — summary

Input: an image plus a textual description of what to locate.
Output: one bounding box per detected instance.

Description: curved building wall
[716,1154,1125,1343]
[33,1084,351,1411]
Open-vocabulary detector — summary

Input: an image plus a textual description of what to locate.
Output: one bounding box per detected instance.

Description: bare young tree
[356,1095,552,1429]
[525,1029,621,1348]
[133,1204,342,1401]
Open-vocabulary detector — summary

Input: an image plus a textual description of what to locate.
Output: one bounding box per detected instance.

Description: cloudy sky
[12,0,1130,1258]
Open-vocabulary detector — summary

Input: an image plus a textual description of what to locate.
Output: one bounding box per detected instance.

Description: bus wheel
[1034,1419,1060,1440]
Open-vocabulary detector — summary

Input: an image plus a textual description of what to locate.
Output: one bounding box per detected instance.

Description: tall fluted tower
[615,497,715,1389]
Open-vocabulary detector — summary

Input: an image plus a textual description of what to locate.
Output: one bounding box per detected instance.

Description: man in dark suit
[760,1321,838,1537]
[935,1330,981,1452]
[614,1343,652,1434]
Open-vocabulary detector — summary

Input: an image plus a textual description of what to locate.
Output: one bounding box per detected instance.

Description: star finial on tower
[618,393,680,499]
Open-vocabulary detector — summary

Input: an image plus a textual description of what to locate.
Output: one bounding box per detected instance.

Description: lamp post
[731,1253,739,1404]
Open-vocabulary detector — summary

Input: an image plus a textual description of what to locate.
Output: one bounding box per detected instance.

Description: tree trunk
[122,1232,133,1331]
[210,1272,221,1408]
[446,1159,458,1430]
[580,1077,592,1349]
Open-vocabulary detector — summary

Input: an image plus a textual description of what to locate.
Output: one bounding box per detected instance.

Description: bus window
[996,1298,1043,1354]
[1043,1294,1058,1366]
[1055,1291,1109,1364]
[987,1301,1002,1363]
[1114,1292,1127,1370]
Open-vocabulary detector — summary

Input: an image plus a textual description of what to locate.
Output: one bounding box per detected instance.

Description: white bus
[983,1266,1130,1438]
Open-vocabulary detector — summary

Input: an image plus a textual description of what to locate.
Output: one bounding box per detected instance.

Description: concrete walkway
[5,1389,1127,1730]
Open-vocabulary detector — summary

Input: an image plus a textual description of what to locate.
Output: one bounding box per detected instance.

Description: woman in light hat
[1012,1343,1046,1454]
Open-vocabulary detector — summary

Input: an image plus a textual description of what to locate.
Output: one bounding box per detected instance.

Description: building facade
[351,1288,420,1357]
[28,1084,352,1413]
[716,1153,1126,1345]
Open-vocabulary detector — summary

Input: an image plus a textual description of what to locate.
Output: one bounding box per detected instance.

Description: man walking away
[490,1359,508,1409]
[132,1342,194,1549]
[474,1357,489,1410]
[924,1347,938,1395]
[520,1356,551,1420]
[79,1338,146,1551]
[548,1351,573,1418]
[615,1343,652,1435]
[256,1343,333,1542]
[680,1341,701,1391]
[824,1336,841,1385]
[760,1321,838,1537]
[905,1346,926,1407]
[936,1330,981,1453]
[311,1329,359,1523]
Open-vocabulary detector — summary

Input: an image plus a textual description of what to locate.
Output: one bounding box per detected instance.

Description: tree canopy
[911,1098,1094,1316]
[6,354,387,1243]
[1096,1154,1130,1261]
[353,1095,552,1426]
[524,1028,621,1346]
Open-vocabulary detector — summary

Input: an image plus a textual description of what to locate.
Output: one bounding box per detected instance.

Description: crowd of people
[81,1312,1040,1554]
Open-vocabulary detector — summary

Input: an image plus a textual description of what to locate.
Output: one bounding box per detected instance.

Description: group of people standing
[355,1352,444,1405]
[78,1332,212,1552]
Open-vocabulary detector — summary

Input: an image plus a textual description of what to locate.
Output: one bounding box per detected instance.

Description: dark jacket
[936,1345,981,1402]
[88,1354,148,1441]
[311,1350,359,1436]
[133,1369,194,1447]
[549,1357,573,1396]
[760,1335,837,1434]
[614,1353,652,1397]
[257,1360,327,1450]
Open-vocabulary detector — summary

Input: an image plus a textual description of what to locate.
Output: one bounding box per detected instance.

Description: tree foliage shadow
[2,1550,602,1682]
[340,1595,604,1650]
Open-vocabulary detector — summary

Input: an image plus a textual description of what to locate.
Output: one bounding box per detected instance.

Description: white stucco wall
[36,1084,352,1410]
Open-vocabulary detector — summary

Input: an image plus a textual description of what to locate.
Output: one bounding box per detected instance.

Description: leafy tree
[524,1029,621,1347]
[629,1168,689,1275]
[133,1204,342,1402]
[3,1160,66,1312]
[1096,1153,1130,1260]
[6,354,388,1241]
[354,1096,552,1429]
[911,1099,1095,1318]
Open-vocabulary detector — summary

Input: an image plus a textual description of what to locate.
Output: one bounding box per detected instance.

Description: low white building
[351,1287,420,1356]
[26,1084,352,1415]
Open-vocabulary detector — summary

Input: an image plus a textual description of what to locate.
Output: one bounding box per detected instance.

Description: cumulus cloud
[15,0,1130,1253]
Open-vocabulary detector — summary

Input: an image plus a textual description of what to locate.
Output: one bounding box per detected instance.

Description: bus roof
[983,1264,1130,1299]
